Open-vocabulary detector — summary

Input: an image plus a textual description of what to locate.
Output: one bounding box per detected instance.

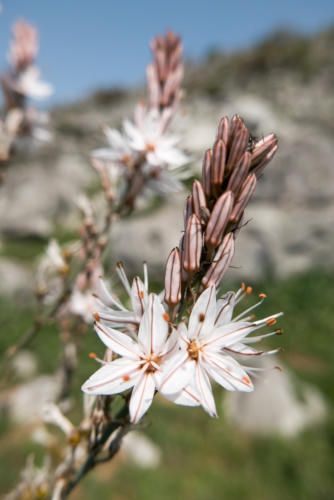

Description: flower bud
[230,173,257,224]
[251,144,278,176]
[216,116,230,144]
[226,127,249,174]
[202,233,235,289]
[251,133,277,167]
[164,247,182,306]
[205,191,234,250]
[211,139,226,191]
[183,214,202,273]
[202,149,212,199]
[227,151,251,197]
[192,180,207,221]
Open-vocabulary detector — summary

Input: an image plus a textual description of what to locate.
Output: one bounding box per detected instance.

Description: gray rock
[0,375,60,424]
[224,357,327,436]
[121,431,161,468]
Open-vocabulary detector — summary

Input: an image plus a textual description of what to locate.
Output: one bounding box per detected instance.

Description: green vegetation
[0,269,333,499]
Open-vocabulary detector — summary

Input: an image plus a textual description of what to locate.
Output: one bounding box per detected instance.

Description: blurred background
[1,1,334,499]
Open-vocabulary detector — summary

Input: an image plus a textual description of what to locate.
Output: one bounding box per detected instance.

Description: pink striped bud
[201,233,235,289]
[164,247,181,306]
[226,127,249,174]
[230,173,257,224]
[211,139,226,191]
[202,149,212,199]
[205,191,234,249]
[251,134,278,167]
[183,195,193,228]
[192,180,207,220]
[183,214,202,273]
[216,116,230,145]
[251,144,278,176]
[227,151,251,196]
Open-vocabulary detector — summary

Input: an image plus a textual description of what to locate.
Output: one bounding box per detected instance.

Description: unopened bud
[216,116,230,145]
[192,180,207,221]
[183,195,193,228]
[227,151,251,196]
[230,173,257,224]
[205,191,234,249]
[226,127,249,174]
[183,214,202,273]
[202,233,235,289]
[164,247,181,306]
[251,144,278,176]
[251,133,277,167]
[202,149,212,199]
[211,139,226,191]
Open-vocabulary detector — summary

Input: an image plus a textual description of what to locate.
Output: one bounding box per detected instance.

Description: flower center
[143,354,162,373]
[187,340,201,361]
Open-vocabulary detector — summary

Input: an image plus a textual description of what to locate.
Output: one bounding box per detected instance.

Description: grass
[0,269,333,499]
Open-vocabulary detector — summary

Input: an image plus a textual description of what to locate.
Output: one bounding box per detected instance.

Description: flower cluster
[92,30,189,208]
[0,19,53,164]
[82,115,281,424]
[83,276,282,423]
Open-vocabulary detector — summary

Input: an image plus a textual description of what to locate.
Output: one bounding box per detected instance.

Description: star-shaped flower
[160,286,282,417]
[82,293,176,423]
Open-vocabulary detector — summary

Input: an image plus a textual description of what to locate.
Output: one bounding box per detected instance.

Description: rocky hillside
[1,26,334,299]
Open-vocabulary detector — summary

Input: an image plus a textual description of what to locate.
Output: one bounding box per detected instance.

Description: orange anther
[266,318,277,327]
[146,142,155,152]
[89,352,97,359]
[241,282,246,291]
[275,365,283,372]
[93,312,100,321]
[258,293,267,298]
[123,374,130,381]
[139,291,144,299]
[246,286,252,295]
[198,313,205,322]
[242,376,251,384]
[163,312,170,322]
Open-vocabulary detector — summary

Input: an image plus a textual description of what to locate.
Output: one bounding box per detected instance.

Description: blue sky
[0,0,333,105]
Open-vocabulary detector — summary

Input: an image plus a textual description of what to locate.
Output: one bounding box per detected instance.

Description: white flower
[14,65,53,100]
[68,289,97,324]
[94,262,152,331]
[124,106,189,169]
[160,286,282,417]
[92,126,132,166]
[82,293,176,423]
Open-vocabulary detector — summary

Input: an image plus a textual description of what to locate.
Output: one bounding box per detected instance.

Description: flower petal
[204,352,253,392]
[204,321,256,349]
[189,286,216,340]
[81,358,140,395]
[195,363,217,417]
[159,351,195,395]
[130,277,148,318]
[164,383,201,407]
[129,372,156,423]
[215,292,235,326]
[94,323,141,359]
[138,293,169,355]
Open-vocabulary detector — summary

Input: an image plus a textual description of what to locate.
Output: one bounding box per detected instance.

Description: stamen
[246,286,252,295]
[123,374,130,381]
[143,261,148,291]
[198,313,205,322]
[97,277,127,311]
[93,312,100,321]
[89,352,107,365]
[116,261,132,296]
[163,312,170,322]
[258,293,267,298]
[266,318,276,327]
[233,297,266,321]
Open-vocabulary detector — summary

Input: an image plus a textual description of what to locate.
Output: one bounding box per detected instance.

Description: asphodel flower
[82,293,177,423]
[160,286,282,417]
